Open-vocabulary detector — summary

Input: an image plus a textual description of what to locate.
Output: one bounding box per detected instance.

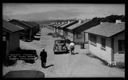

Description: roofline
[9,20,30,29]
[67,19,91,30]
[87,30,125,38]
[60,20,78,29]
[21,21,35,28]
[3,27,24,33]
[110,30,125,38]
[3,20,24,32]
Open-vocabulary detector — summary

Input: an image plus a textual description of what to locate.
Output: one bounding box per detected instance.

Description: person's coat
[40,51,47,62]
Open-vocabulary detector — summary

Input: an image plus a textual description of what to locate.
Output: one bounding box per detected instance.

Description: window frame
[76,33,82,39]
[100,37,106,50]
[90,34,97,46]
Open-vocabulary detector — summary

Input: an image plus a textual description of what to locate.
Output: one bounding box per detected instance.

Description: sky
[3,3,125,21]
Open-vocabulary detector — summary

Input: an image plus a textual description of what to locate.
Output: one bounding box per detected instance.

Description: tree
[101,15,125,23]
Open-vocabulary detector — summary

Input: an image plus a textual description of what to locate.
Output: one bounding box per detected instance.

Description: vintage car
[4,70,45,78]
[53,39,69,54]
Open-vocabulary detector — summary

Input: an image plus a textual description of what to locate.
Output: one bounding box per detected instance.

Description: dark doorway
[118,40,125,54]
[2,36,8,65]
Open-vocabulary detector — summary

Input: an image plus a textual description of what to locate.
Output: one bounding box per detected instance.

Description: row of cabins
[2,20,40,64]
[48,19,125,65]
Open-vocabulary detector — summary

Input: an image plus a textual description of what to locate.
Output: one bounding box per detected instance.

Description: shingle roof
[21,21,36,28]
[53,23,66,28]
[49,21,73,28]
[85,22,125,37]
[67,19,91,30]
[59,21,76,28]
[24,21,39,27]
[9,19,30,30]
[3,20,24,32]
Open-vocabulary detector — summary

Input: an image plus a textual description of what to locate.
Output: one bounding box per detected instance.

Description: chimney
[7,19,11,21]
[116,20,121,23]
[68,20,70,23]
[100,22,103,24]
[78,20,82,23]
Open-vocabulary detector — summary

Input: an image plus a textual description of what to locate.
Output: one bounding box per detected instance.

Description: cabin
[23,21,40,35]
[2,20,24,63]
[85,21,125,65]
[9,19,40,41]
[65,19,93,44]
[48,20,77,36]
[9,19,32,41]
[72,18,102,49]
[59,20,78,37]
[48,20,68,33]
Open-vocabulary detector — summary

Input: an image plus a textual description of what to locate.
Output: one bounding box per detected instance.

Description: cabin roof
[85,22,125,37]
[3,20,24,32]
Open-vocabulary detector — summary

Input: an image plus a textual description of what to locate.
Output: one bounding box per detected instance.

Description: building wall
[67,32,73,41]
[113,32,125,63]
[8,32,20,52]
[53,27,56,32]
[84,32,89,49]
[73,32,85,44]
[63,30,68,38]
[88,34,112,64]
[60,29,64,36]
[57,28,61,34]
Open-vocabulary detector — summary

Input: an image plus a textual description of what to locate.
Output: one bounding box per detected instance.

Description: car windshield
[56,40,65,45]
[59,40,65,43]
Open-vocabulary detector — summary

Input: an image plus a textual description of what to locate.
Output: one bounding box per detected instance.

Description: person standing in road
[69,41,75,55]
[40,48,47,68]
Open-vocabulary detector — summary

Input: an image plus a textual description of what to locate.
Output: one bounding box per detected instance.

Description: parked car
[4,70,45,78]
[53,39,69,54]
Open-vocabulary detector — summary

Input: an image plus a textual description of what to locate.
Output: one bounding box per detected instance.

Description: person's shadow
[44,64,54,68]
[71,52,79,55]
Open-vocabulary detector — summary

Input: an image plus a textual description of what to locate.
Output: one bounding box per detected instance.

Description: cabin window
[101,37,106,50]
[2,32,9,41]
[64,31,68,36]
[118,40,125,54]
[90,34,97,46]
[76,33,82,39]
[2,36,6,41]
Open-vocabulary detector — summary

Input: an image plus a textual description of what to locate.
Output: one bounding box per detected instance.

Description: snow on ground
[3,27,125,78]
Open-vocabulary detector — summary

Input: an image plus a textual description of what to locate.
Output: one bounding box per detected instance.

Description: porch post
[29,29,32,41]
[85,32,90,53]
[111,37,115,65]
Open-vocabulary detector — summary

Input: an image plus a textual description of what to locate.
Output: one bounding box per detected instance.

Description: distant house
[49,20,68,34]
[53,21,66,34]
[48,20,78,36]
[85,22,125,65]
[2,20,24,62]
[23,21,40,35]
[59,20,78,36]
[9,19,32,41]
[9,19,40,41]
[65,19,97,46]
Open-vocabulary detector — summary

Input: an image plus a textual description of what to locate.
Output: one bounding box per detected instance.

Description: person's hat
[42,48,45,50]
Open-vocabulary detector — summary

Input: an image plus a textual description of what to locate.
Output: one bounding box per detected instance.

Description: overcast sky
[3,3,125,21]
